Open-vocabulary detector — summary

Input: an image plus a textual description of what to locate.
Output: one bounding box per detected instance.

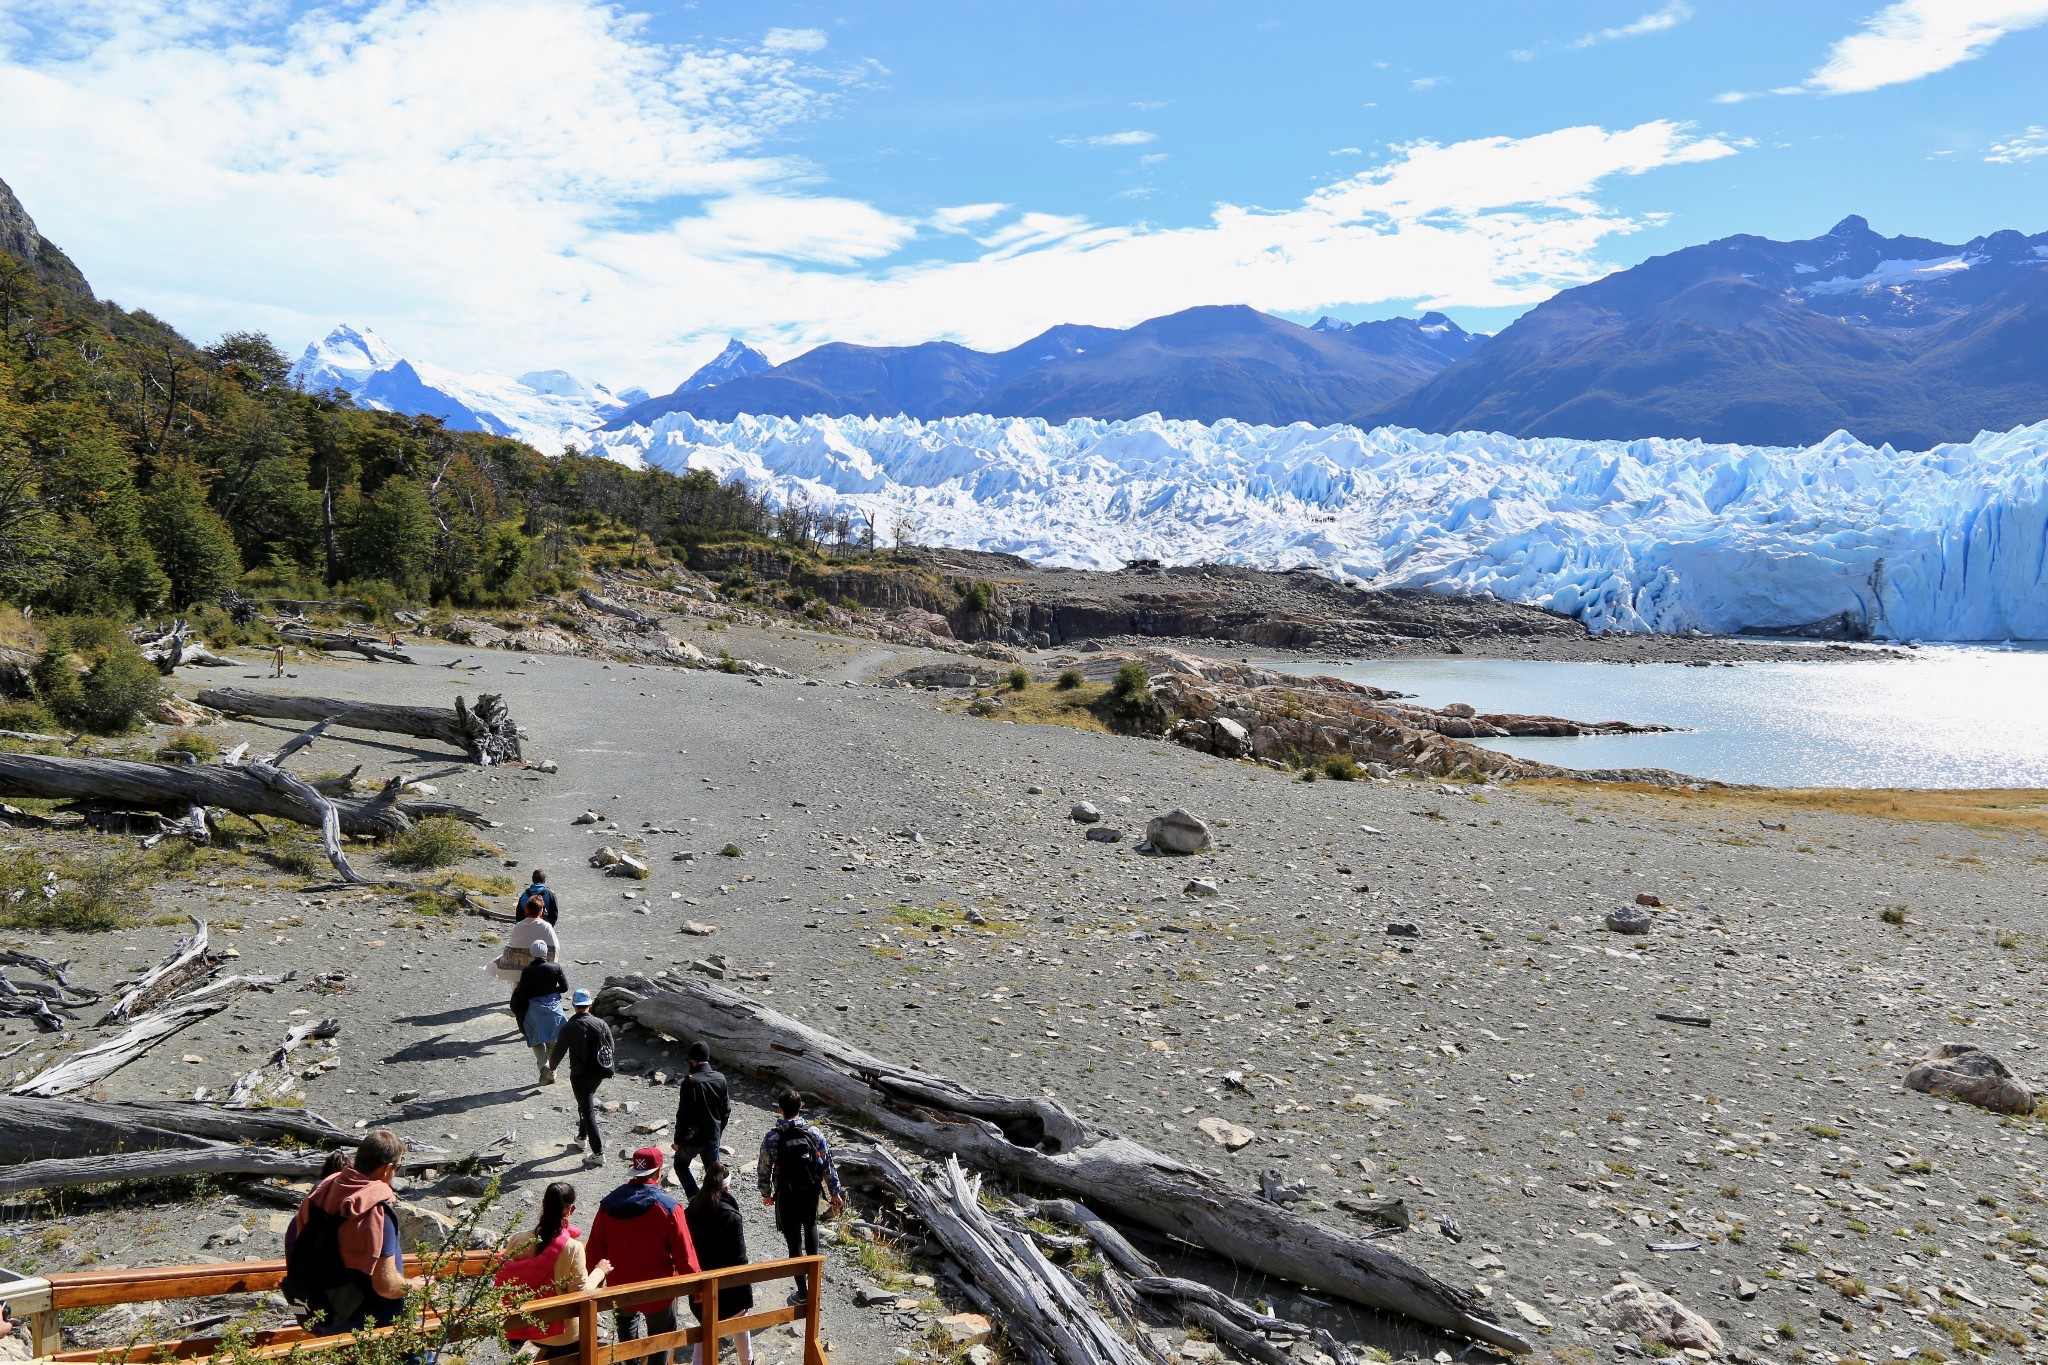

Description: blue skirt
[522,993,568,1049]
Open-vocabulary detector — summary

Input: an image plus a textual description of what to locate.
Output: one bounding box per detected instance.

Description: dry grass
[1528,779,2048,835]
[951,679,1114,734]
[0,605,41,655]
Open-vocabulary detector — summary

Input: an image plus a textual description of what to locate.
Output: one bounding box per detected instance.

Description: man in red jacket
[586,1147,699,1365]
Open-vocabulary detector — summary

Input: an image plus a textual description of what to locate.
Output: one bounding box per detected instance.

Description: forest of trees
[0,251,817,622]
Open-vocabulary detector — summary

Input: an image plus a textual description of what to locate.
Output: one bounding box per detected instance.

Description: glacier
[592,410,2048,642]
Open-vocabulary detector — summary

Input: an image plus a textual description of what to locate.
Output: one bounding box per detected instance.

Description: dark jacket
[586,1179,698,1315]
[517,882,560,926]
[684,1191,753,1320]
[510,959,569,1025]
[548,1010,614,1082]
[673,1064,730,1148]
[757,1116,842,1204]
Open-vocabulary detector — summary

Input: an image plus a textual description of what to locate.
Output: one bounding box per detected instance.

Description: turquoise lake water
[1281,647,2048,788]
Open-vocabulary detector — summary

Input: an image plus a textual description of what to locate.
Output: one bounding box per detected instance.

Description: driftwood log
[0,752,408,842]
[0,1142,443,1196]
[577,588,660,630]
[227,1017,340,1106]
[277,625,416,664]
[840,1147,1149,1365]
[598,972,1527,1353]
[0,1096,351,1163]
[196,688,522,765]
[13,973,290,1098]
[102,918,212,1024]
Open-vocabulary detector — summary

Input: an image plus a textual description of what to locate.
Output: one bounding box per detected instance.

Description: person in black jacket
[683,1162,754,1365]
[549,989,615,1167]
[671,1042,730,1198]
[511,944,570,1086]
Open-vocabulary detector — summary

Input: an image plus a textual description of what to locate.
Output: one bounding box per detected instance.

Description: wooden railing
[0,1251,827,1365]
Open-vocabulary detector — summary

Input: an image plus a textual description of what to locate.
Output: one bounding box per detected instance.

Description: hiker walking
[511,941,570,1086]
[518,868,561,926]
[272,645,286,679]
[282,1129,423,1334]
[757,1089,843,1304]
[685,1162,754,1365]
[671,1041,729,1198]
[586,1148,699,1365]
[491,893,560,982]
[549,987,615,1166]
[496,1182,612,1362]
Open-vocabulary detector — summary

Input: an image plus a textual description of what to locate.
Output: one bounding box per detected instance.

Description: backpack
[520,887,549,918]
[772,1122,826,1199]
[281,1201,365,1329]
[591,1020,615,1080]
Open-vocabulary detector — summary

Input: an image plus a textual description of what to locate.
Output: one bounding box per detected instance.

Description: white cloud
[1138,152,1169,166]
[1059,130,1156,148]
[1514,2,1692,59]
[1409,76,1443,90]
[0,2,1742,388]
[1809,0,2048,94]
[1330,146,1363,156]
[760,27,828,55]
[1986,125,2048,162]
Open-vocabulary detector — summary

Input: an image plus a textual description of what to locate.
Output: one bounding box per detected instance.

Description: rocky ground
[4,616,2046,1365]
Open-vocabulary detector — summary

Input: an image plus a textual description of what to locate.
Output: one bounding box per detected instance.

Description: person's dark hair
[776,1088,803,1117]
[532,868,547,883]
[356,1128,406,1174]
[536,1181,576,1248]
[688,1162,730,1216]
[320,1149,353,1178]
[687,1041,709,1064]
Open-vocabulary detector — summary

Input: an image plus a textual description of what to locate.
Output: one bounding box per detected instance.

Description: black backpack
[772,1122,826,1199]
[281,1203,360,1326]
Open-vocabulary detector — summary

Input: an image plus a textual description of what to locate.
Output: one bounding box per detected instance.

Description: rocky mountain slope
[609,306,1483,428]
[0,175,92,298]
[1366,216,2048,448]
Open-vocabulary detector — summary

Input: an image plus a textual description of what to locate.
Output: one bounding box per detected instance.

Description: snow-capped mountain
[592,410,2048,642]
[288,325,631,454]
[675,338,771,394]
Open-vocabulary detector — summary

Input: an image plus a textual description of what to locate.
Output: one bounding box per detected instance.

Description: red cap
[628,1146,665,1179]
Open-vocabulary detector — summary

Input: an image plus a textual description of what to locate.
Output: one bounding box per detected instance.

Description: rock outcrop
[1594,1282,1723,1353]
[1904,1044,2036,1114]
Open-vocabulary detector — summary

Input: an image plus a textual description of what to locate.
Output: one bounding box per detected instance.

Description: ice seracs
[591,410,2048,643]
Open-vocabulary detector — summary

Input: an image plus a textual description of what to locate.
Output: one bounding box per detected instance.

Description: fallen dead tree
[196,688,522,765]
[227,1017,340,1106]
[13,972,291,1097]
[0,1096,351,1164]
[276,624,416,664]
[134,620,240,672]
[0,751,402,885]
[576,588,660,631]
[598,972,1527,1353]
[839,1147,1150,1365]
[102,917,212,1024]
[0,1141,444,1196]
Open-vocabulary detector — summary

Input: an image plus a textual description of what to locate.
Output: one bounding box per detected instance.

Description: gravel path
[12,634,2048,1363]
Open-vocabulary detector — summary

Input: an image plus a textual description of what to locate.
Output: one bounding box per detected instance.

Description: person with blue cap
[548,986,617,1168]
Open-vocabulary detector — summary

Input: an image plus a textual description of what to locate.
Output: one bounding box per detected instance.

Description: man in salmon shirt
[284,1129,423,1334]
[586,1147,700,1365]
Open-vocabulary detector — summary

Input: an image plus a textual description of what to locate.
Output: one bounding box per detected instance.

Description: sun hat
[628,1146,665,1179]
[571,988,593,1007]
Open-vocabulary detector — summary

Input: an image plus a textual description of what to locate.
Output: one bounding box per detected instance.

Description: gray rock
[1070,801,1102,824]
[1594,1282,1722,1354]
[1144,808,1212,855]
[1085,827,1123,843]
[1904,1043,2036,1114]
[1604,906,1653,935]
[1183,878,1221,898]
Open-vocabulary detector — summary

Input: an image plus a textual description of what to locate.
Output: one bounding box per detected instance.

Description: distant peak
[674,337,772,394]
[1417,310,1454,327]
[1827,214,1873,237]
[1310,315,1353,333]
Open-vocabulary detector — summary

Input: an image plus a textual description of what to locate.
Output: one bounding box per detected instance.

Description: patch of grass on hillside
[0,848,151,932]
[956,679,1113,733]
[1528,779,2048,836]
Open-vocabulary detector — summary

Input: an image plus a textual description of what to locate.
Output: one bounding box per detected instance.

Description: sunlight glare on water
[1295,647,2048,789]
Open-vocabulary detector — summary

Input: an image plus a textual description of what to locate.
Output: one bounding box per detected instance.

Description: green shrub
[1006,667,1030,692]
[384,816,484,870]
[0,698,59,736]
[0,849,148,932]
[961,581,992,613]
[1323,754,1363,781]
[1055,669,1083,691]
[1110,662,1149,699]
[1879,905,1908,925]
[160,729,220,763]
[32,617,163,734]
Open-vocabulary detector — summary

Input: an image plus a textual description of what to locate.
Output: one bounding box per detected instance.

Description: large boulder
[1904,1044,2036,1114]
[1145,808,1212,855]
[1070,801,1102,824]
[1211,717,1251,758]
[1594,1282,1723,1354]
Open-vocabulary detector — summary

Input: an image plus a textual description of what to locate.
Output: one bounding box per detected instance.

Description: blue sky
[2,0,2044,386]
